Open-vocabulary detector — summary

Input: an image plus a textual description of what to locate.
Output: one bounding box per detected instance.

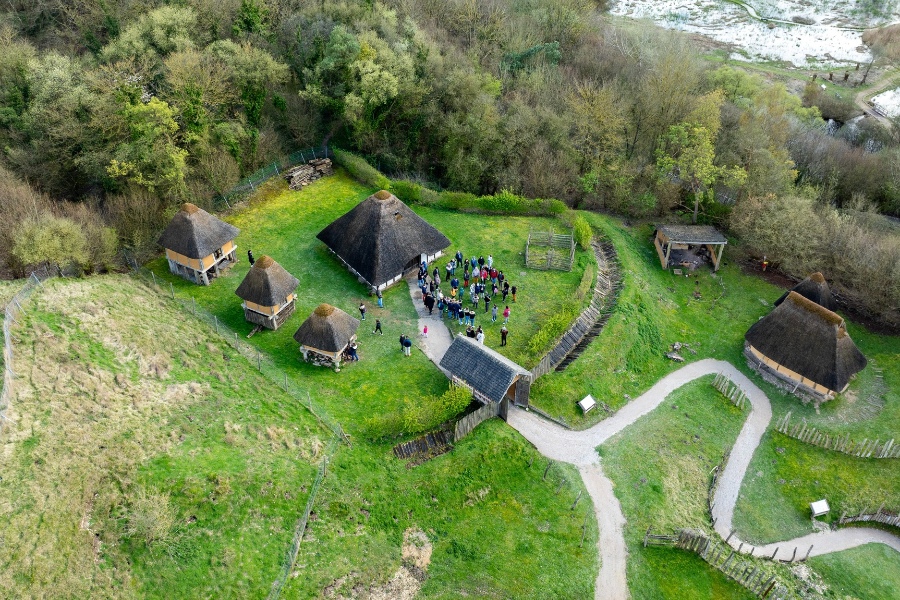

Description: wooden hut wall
[166,239,236,272]
[748,345,836,395]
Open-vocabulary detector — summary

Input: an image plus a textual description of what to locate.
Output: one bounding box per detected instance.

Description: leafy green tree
[12,213,89,271]
[101,6,197,65]
[207,40,288,127]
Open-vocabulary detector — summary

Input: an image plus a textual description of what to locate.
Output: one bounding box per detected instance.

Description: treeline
[0,0,898,320]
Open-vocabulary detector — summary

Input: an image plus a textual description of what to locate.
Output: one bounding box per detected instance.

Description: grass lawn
[0,276,322,599]
[599,377,755,600]
[807,544,900,600]
[733,431,900,544]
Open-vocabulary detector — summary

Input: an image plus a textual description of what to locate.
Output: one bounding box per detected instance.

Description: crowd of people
[415,250,516,347]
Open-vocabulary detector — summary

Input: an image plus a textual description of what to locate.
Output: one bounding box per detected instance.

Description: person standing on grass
[472,292,479,310]
[471,256,478,271]
[478,255,485,270]
[248,249,255,266]
[484,293,491,315]
[359,302,366,320]
[373,319,383,335]
[511,285,517,302]
[403,335,412,356]
[502,280,510,301]
[498,270,504,286]
[433,267,440,285]
[377,289,383,308]
[469,308,476,327]
[459,302,465,325]
[500,326,508,346]
[503,305,510,324]
[490,267,498,285]
[487,254,493,268]
[492,282,498,297]
[491,303,498,322]
[476,328,485,344]
[456,250,464,269]
[399,334,406,353]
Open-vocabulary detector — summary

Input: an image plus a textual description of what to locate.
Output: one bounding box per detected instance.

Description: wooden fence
[645,528,791,599]
[774,412,900,458]
[525,227,575,271]
[838,505,900,528]
[530,238,622,379]
[454,400,505,441]
[712,373,748,410]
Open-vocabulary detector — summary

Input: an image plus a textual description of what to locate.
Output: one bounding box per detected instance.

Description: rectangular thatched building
[439,335,531,406]
[654,225,727,271]
[158,203,240,285]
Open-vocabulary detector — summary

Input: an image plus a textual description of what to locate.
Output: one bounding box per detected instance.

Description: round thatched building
[234,256,300,330]
[745,291,866,399]
[293,304,360,367]
[158,203,240,285]
[316,190,450,291]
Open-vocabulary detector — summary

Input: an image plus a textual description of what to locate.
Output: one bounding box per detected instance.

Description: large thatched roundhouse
[439,335,532,406]
[745,291,866,399]
[234,256,300,330]
[293,304,360,367]
[316,190,450,291]
[158,203,240,285]
[774,272,837,311]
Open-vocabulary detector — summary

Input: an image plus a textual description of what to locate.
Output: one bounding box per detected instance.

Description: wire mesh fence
[1,265,54,431]
[214,146,332,211]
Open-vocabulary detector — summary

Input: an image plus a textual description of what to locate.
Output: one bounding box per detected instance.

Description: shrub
[364,383,472,440]
[390,180,424,204]
[573,215,592,250]
[332,148,390,189]
[480,189,525,212]
[437,191,479,211]
[12,213,89,271]
[526,303,580,356]
[575,264,595,300]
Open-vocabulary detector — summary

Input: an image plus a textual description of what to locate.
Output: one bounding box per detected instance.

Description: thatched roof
[657,225,727,245]
[439,335,530,403]
[234,256,300,307]
[158,203,240,259]
[774,272,836,311]
[293,304,360,353]
[316,191,450,286]
[745,291,866,392]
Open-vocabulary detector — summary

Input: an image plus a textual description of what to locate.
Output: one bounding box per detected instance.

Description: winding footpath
[406,295,900,600]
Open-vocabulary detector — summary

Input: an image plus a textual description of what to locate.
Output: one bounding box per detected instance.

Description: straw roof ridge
[745,291,866,392]
[158,204,240,259]
[293,304,360,353]
[774,272,836,311]
[234,256,300,307]
[316,191,450,287]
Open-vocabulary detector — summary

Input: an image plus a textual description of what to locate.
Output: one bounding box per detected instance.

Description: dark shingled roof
[745,291,866,392]
[657,224,727,245]
[234,256,300,307]
[158,203,240,259]
[774,272,837,311]
[439,335,530,403]
[293,304,360,353]
[316,191,450,287]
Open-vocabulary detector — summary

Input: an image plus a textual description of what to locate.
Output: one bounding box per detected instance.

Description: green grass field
[807,544,900,600]
[600,378,755,600]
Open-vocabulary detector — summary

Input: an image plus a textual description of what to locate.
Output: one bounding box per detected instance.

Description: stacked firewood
[283,158,334,190]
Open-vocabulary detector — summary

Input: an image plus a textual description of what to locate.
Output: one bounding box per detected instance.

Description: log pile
[283,158,334,190]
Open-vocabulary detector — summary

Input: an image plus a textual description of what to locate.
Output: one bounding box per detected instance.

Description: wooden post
[580,511,589,548]
[770,547,778,560]
[14,298,25,316]
[170,282,175,300]
[803,545,813,561]
[257,349,261,370]
[664,240,672,268]
[543,461,553,481]
[214,315,219,334]
[789,546,797,562]
[284,373,288,391]
[528,457,534,468]
[152,272,157,287]
[556,479,565,495]
[192,297,196,315]
[725,530,734,544]
[644,525,653,548]
[571,490,582,510]
[234,332,238,349]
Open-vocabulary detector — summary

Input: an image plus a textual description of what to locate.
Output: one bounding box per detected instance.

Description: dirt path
[505,358,900,599]
[854,69,899,125]
[405,275,453,373]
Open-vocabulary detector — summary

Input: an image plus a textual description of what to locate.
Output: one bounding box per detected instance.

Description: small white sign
[810,499,830,517]
[578,395,597,413]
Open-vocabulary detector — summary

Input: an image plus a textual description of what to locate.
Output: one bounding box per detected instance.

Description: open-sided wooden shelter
[293,304,360,367]
[158,203,239,285]
[316,190,450,291]
[745,291,866,399]
[654,225,727,272]
[774,272,837,311]
[234,256,300,330]
[439,335,532,406]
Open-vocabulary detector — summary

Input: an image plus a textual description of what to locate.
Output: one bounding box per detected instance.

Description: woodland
[0,0,899,323]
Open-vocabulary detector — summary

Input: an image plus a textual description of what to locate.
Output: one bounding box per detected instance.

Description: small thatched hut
[234,256,300,330]
[439,335,532,406]
[158,203,240,285]
[316,190,450,291]
[745,291,866,399]
[293,304,360,367]
[774,272,837,311]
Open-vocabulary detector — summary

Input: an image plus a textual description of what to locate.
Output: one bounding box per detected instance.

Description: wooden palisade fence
[774,412,900,458]
[838,504,900,528]
[712,373,749,410]
[645,528,791,599]
[530,237,622,379]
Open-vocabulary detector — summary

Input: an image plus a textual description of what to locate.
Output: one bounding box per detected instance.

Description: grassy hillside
[0,276,323,599]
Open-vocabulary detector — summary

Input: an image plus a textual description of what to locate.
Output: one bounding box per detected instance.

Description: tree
[207,40,288,127]
[101,6,197,66]
[860,24,900,84]
[12,213,89,271]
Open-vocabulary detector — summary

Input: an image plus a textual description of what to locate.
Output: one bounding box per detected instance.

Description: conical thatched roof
[293,304,360,353]
[774,272,837,311]
[158,203,240,259]
[746,291,866,392]
[235,256,299,307]
[316,191,450,287]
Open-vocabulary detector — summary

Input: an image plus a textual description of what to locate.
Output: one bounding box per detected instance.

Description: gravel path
[504,358,900,599]
[405,275,453,373]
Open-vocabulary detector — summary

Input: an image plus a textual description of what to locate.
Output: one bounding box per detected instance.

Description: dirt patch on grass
[401,527,432,571]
